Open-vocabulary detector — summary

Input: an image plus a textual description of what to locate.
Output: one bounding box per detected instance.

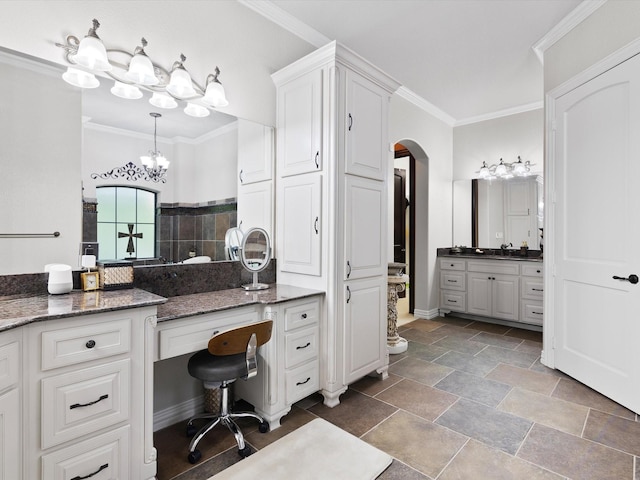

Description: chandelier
[56,19,228,118]
[477,156,533,179]
[141,113,169,181]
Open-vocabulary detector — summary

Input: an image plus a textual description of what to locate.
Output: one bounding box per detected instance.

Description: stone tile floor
[155,316,640,479]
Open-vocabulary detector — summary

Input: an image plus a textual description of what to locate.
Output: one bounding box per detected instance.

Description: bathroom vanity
[0,284,322,480]
[438,250,543,329]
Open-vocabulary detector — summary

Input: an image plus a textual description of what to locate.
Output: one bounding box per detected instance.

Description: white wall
[0,55,82,274]
[389,95,453,317]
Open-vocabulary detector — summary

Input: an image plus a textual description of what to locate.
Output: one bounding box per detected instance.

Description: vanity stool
[186,320,273,463]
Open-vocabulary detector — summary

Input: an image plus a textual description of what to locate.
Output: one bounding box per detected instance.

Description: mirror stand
[243,271,270,291]
[238,227,271,291]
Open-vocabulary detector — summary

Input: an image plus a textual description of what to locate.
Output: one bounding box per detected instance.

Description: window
[96,186,156,260]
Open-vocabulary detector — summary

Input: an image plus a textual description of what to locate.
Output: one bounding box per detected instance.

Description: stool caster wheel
[258,421,269,433]
[188,449,202,464]
[238,445,252,458]
[186,424,197,438]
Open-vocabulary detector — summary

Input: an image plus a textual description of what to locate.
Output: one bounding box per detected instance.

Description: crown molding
[395,87,455,126]
[532,0,607,63]
[454,101,543,127]
[238,0,330,48]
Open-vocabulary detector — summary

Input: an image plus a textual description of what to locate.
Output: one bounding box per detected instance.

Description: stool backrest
[208,320,273,356]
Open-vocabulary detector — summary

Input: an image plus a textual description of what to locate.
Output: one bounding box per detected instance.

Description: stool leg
[222,416,252,457]
[188,417,221,453]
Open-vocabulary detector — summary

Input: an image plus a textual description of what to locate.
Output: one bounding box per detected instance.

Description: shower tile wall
[157,201,237,263]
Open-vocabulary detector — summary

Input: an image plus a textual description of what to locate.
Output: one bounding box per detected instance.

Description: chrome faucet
[500,242,513,255]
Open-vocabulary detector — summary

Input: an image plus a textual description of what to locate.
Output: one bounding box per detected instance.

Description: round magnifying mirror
[239,227,271,290]
[224,227,244,261]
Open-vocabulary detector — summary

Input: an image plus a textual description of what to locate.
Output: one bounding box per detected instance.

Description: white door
[551,52,640,413]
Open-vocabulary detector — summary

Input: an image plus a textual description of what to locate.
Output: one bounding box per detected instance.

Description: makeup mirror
[239,227,271,290]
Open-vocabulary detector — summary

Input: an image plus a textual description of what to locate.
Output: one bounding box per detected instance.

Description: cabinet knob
[86,339,96,349]
[301,313,307,319]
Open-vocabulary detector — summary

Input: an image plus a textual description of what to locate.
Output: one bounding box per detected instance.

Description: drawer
[286,360,319,404]
[41,317,131,371]
[440,291,466,312]
[522,278,544,299]
[439,259,466,271]
[285,326,319,369]
[284,298,320,332]
[41,425,129,480]
[522,264,544,277]
[41,359,130,449]
[521,301,544,326]
[440,271,465,291]
[467,260,520,276]
[0,341,19,392]
[158,307,259,360]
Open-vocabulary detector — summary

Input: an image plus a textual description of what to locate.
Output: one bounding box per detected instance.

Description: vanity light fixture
[477,156,533,179]
[56,19,229,118]
[140,113,169,182]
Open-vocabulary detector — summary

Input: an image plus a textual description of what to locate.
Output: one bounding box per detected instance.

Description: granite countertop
[157,284,325,322]
[0,288,167,332]
[438,253,543,263]
[0,284,325,332]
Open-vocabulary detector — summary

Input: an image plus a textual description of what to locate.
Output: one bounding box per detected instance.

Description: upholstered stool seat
[185,320,273,464]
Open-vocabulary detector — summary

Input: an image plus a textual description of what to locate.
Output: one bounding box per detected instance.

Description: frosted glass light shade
[126,53,159,86]
[62,67,100,88]
[167,67,196,98]
[156,155,169,169]
[184,102,210,118]
[111,81,143,99]
[140,155,153,167]
[74,35,112,72]
[495,161,507,177]
[203,81,228,107]
[149,92,178,109]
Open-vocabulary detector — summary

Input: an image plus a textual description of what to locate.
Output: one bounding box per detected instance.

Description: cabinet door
[237,181,274,240]
[344,71,389,180]
[343,277,387,384]
[277,69,323,176]
[492,274,520,321]
[238,119,274,184]
[279,174,322,275]
[0,389,20,480]
[467,272,492,317]
[344,176,385,280]
[504,179,531,216]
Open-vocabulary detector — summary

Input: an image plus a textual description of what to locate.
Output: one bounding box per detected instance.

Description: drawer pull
[296,342,311,350]
[71,463,108,480]
[532,311,543,315]
[536,270,541,273]
[296,377,311,386]
[447,279,457,283]
[85,340,96,349]
[532,288,544,292]
[70,394,109,410]
[301,313,307,319]
[449,300,457,303]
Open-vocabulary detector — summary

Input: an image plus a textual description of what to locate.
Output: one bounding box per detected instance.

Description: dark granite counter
[156,284,324,322]
[0,288,166,332]
[437,248,543,263]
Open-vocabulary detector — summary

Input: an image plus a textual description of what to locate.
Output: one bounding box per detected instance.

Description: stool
[185,320,273,463]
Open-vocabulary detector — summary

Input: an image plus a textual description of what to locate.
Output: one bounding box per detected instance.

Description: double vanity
[0,284,323,480]
[438,249,543,329]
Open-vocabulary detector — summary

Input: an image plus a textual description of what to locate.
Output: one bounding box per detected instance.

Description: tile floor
[154,315,640,480]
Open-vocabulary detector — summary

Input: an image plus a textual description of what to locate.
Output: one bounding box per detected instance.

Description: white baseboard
[154,395,204,432]
[413,308,440,320]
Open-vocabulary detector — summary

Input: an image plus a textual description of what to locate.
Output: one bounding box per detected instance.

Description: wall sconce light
[477,156,533,179]
[56,19,229,118]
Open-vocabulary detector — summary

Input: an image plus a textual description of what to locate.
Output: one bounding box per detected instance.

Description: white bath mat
[209,418,392,479]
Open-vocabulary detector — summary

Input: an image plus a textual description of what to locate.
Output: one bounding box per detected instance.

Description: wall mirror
[239,227,271,291]
[0,49,273,275]
[453,176,543,250]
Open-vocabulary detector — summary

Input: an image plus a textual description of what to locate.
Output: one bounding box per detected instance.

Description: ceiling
[256,0,586,124]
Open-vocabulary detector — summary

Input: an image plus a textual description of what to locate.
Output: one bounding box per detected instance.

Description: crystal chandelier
[477,156,533,179]
[56,19,229,118]
[141,113,169,181]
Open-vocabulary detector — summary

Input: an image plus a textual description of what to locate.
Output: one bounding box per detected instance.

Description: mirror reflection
[453,176,543,250]
[239,227,271,291]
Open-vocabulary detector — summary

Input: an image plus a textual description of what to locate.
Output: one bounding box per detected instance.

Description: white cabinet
[0,330,21,480]
[237,181,274,239]
[344,70,389,180]
[278,174,322,276]
[273,42,400,407]
[343,277,387,385]
[276,68,323,176]
[439,259,466,312]
[25,307,156,480]
[467,272,520,321]
[520,263,544,326]
[344,176,385,280]
[237,119,274,185]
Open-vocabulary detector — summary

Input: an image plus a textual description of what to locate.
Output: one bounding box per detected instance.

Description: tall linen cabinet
[273,41,400,406]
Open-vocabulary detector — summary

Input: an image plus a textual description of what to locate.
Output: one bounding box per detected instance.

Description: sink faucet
[500,242,513,254]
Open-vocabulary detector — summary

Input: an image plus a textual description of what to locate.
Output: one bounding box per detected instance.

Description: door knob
[613,274,639,284]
